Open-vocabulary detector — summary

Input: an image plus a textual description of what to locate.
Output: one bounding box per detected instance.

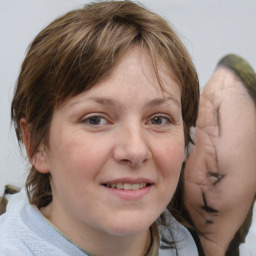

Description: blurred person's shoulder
[158,213,199,256]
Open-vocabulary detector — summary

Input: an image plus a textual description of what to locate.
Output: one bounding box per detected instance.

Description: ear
[20,118,49,174]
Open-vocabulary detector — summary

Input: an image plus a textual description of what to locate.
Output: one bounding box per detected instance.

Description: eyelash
[81,114,109,126]
[80,113,174,127]
[147,114,173,126]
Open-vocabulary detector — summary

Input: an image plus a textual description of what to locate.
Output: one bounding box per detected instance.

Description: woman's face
[37,47,184,241]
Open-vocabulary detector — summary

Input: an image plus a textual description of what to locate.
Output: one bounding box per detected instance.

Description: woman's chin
[103,218,152,238]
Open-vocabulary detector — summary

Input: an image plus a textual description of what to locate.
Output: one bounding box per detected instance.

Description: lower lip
[103,185,152,200]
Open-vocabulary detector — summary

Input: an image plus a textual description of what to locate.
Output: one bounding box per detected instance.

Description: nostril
[119,159,133,165]
[113,142,151,167]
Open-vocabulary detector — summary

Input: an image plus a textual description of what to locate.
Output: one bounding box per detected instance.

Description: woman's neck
[40,202,152,256]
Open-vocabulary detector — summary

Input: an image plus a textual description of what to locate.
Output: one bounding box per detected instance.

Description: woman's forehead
[66,47,180,102]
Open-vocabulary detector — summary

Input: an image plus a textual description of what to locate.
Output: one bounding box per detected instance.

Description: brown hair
[11,0,199,209]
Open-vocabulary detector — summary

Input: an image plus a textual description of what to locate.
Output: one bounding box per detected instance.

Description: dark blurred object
[0,185,20,215]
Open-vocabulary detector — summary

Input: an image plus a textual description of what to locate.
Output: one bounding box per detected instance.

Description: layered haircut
[11,0,199,209]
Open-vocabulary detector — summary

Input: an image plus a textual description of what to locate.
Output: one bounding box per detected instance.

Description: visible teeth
[117,183,123,189]
[123,183,132,190]
[106,183,148,190]
[139,183,146,189]
[132,184,139,190]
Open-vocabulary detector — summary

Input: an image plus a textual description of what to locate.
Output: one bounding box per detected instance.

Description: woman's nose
[113,125,152,168]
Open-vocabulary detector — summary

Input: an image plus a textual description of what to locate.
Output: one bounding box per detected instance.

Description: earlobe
[32,146,50,174]
[20,118,49,174]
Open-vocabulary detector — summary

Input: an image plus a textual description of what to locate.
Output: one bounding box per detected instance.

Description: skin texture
[184,66,256,255]
[21,47,185,256]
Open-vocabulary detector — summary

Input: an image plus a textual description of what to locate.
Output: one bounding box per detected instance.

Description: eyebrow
[87,97,120,106]
[144,97,181,108]
[69,97,120,107]
[69,96,181,108]
[88,96,181,107]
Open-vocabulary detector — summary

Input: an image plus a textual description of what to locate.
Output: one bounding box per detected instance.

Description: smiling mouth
[102,183,149,191]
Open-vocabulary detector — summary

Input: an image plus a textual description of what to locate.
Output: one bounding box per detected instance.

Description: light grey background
[1,0,256,194]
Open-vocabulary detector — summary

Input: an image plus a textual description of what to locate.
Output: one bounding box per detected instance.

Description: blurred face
[184,67,256,242]
[36,47,184,246]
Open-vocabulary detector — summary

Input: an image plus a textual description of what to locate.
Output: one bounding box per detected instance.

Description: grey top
[0,190,198,256]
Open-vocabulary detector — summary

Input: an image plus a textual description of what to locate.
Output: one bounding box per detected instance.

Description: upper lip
[101,177,154,185]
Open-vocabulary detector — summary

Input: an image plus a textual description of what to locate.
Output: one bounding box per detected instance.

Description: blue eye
[82,116,108,126]
[149,116,171,125]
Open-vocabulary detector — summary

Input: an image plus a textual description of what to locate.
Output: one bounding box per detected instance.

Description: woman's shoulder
[0,190,88,256]
[0,188,27,231]
[158,215,199,256]
[0,189,33,255]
